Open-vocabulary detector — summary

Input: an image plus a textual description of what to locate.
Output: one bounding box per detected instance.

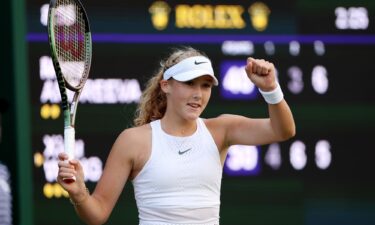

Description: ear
[160,79,170,94]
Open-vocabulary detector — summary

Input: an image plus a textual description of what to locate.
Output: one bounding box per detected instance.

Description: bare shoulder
[115,124,153,180]
[111,124,152,159]
[202,115,245,149]
[203,114,257,149]
[116,124,151,149]
[118,124,151,141]
[204,114,251,128]
[93,124,152,204]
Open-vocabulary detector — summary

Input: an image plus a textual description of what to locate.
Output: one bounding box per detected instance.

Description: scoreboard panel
[27,1,375,225]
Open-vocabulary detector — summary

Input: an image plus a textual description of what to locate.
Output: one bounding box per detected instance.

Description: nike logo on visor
[194,61,208,65]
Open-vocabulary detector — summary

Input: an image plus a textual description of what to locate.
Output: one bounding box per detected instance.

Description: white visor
[163,56,218,86]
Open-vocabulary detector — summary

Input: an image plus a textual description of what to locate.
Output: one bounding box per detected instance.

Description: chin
[184,112,201,121]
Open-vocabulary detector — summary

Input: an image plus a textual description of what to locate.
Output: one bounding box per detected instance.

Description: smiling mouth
[187,103,201,109]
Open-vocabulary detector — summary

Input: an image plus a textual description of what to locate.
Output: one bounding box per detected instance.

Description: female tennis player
[57,46,295,225]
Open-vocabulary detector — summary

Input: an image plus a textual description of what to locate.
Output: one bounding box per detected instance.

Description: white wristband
[258,83,284,104]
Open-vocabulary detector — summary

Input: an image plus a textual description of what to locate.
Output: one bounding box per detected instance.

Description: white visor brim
[163,56,218,86]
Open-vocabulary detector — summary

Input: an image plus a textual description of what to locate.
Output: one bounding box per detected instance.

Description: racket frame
[47,0,92,183]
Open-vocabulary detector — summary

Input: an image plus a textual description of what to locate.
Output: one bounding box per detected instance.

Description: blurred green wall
[0,0,33,224]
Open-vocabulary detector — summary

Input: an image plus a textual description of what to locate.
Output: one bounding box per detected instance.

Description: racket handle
[64,126,76,183]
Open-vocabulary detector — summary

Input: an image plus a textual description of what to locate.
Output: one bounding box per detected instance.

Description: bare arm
[57,129,137,225]
[217,100,294,148]
[210,57,295,151]
[268,99,295,141]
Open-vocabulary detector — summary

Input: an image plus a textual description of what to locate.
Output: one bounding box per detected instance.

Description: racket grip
[64,126,76,183]
[64,126,75,159]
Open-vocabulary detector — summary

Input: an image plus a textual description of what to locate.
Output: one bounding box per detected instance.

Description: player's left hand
[245,57,277,92]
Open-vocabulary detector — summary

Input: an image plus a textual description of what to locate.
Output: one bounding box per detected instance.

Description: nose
[192,86,202,100]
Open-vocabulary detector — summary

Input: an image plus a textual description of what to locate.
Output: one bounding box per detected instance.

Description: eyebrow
[203,78,214,83]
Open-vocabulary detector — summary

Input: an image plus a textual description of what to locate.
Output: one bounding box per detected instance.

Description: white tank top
[132,118,222,225]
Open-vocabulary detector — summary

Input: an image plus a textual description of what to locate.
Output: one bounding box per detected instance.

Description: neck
[160,115,197,137]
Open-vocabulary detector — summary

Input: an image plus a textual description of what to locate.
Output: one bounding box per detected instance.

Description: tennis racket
[47,0,92,183]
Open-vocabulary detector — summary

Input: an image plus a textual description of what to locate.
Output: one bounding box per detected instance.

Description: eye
[184,81,194,86]
[202,82,213,89]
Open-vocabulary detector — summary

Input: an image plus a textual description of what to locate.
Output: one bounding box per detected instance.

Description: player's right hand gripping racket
[47,0,92,183]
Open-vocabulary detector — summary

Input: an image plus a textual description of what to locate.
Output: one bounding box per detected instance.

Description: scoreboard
[26,1,375,225]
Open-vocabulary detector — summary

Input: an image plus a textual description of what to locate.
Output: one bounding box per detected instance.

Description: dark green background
[1,0,374,225]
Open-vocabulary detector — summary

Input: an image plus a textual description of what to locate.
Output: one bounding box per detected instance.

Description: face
[161,75,214,121]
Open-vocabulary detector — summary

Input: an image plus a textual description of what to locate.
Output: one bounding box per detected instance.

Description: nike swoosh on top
[178,148,192,155]
[194,61,208,65]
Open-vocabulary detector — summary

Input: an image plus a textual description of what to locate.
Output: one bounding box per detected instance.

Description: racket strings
[54,0,88,88]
